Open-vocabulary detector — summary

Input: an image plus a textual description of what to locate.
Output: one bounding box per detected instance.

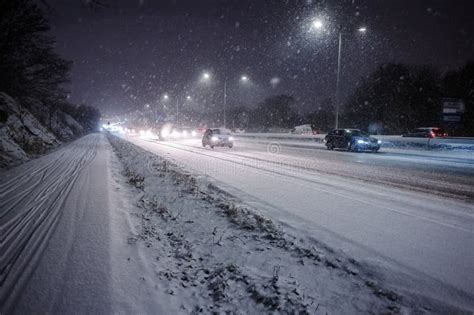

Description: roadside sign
[442,98,464,124]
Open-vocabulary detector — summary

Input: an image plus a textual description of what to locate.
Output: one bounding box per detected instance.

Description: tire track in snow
[132,138,474,233]
[154,139,474,201]
[0,134,99,309]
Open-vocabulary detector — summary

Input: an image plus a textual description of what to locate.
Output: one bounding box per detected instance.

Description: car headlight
[182,130,188,137]
[357,139,365,144]
[191,130,197,137]
[211,136,218,141]
[161,128,169,138]
[377,140,382,144]
[228,136,234,141]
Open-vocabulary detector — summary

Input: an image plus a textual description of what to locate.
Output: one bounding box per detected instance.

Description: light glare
[312,20,323,29]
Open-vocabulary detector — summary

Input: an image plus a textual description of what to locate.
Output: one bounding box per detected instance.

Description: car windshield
[2,1,473,314]
[347,130,369,137]
[213,129,231,135]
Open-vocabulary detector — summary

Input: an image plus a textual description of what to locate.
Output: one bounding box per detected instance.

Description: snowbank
[0,92,60,168]
[107,133,421,313]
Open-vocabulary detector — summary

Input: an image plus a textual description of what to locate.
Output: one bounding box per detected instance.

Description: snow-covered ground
[2,132,472,313]
[117,133,474,312]
[1,134,165,313]
[106,134,409,314]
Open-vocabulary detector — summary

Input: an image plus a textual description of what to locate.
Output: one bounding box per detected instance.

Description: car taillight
[430,132,435,138]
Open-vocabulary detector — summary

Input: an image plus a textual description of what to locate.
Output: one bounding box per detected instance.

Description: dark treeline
[344,62,474,136]
[175,62,473,135]
[0,0,100,134]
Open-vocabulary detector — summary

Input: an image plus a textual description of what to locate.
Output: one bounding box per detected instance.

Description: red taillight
[430,132,435,138]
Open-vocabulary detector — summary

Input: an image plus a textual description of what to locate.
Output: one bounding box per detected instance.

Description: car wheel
[210,145,214,149]
[372,148,379,153]
[202,142,206,147]
[228,144,233,148]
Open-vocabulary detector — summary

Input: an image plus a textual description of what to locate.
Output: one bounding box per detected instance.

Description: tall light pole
[201,72,249,129]
[224,75,250,128]
[177,96,192,125]
[176,98,179,125]
[335,31,342,129]
[160,93,169,123]
[310,20,367,129]
[162,93,191,126]
[223,79,227,128]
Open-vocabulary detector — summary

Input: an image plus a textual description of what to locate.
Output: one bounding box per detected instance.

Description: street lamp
[202,72,211,81]
[310,20,367,129]
[223,75,251,128]
[163,94,192,126]
[200,72,250,128]
[312,19,323,30]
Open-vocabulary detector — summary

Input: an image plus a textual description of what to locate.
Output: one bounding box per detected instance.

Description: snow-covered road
[0,134,162,314]
[122,134,474,310]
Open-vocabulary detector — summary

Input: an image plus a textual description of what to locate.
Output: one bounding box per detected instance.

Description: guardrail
[234,133,474,150]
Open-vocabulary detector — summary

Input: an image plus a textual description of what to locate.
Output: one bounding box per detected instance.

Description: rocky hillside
[0,92,84,168]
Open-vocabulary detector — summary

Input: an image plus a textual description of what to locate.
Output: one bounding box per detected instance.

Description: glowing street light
[186,95,192,100]
[163,93,169,100]
[358,26,367,33]
[202,72,211,81]
[240,75,249,83]
[312,19,323,30]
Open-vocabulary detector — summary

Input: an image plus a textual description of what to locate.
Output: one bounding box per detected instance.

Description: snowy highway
[122,134,474,310]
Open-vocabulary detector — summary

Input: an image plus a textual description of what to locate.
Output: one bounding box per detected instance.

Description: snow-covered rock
[21,97,84,141]
[0,128,29,168]
[0,92,60,167]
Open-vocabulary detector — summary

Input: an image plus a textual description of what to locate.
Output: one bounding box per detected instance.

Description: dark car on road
[324,129,381,152]
[202,128,234,148]
[402,127,448,138]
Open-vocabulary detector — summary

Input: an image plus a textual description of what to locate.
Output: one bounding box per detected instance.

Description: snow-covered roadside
[106,133,441,314]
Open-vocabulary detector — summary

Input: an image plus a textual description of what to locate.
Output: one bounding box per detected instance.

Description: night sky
[44,0,474,115]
